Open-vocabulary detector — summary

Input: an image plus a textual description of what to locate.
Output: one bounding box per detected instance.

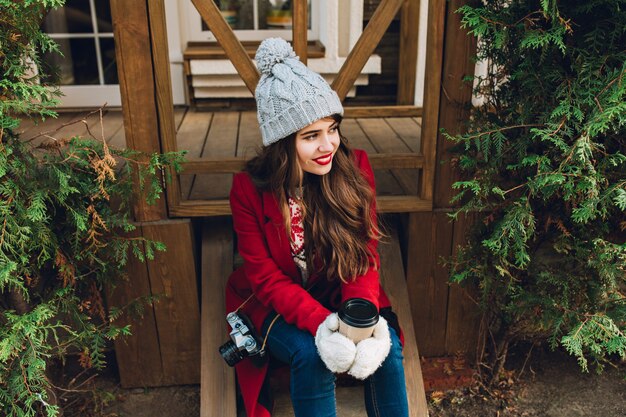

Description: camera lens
[219,340,247,367]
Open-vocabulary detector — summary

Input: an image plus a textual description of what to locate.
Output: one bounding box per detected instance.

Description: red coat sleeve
[230,174,331,336]
[340,150,381,309]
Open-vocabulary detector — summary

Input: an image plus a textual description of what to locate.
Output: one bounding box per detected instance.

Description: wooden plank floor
[177,109,423,201]
[18,108,423,203]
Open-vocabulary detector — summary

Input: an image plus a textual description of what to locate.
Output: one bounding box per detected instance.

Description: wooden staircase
[200,217,429,417]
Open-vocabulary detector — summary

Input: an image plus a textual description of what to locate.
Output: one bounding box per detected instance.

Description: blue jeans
[262,314,409,417]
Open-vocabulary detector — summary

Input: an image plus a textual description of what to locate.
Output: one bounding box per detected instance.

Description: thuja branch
[449,0,626,384]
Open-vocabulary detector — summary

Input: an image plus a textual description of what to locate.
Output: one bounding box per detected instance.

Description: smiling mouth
[312,153,333,165]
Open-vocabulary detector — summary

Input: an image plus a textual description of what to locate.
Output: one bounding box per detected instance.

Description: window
[41,0,117,86]
[188,0,318,42]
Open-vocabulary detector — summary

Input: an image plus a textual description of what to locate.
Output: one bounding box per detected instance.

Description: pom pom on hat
[255,38,296,75]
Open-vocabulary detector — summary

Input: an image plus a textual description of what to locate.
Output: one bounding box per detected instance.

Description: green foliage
[449,0,626,376]
[0,1,185,415]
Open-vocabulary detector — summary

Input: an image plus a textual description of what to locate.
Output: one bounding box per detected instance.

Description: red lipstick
[312,153,333,166]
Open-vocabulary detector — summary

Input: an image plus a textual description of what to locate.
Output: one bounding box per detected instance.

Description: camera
[219,311,266,367]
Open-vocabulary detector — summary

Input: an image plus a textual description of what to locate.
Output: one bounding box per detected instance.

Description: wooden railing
[152,0,431,217]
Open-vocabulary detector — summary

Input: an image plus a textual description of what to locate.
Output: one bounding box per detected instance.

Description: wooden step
[248,224,429,417]
[201,219,428,417]
[377,225,429,417]
[271,385,366,417]
[200,217,237,417]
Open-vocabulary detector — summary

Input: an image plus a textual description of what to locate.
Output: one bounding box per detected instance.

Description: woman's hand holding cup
[315,313,357,373]
[337,298,391,379]
[316,299,391,378]
[348,316,391,380]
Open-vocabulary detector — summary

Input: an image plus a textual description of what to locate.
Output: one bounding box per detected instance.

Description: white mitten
[348,316,391,380]
[315,313,357,373]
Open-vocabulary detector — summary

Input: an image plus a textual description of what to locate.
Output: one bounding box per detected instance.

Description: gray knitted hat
[255,38,344,146]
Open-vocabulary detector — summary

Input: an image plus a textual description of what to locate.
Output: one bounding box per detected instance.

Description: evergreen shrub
[0,1,184,415]
[449,0,626,381]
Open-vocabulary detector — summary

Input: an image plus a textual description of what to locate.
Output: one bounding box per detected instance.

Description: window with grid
[41,0,117,86]
[194,0,317,42]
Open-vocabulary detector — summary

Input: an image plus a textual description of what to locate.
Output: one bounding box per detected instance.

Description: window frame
[183,0,320,42]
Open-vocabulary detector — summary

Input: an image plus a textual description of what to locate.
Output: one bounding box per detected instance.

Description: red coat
[225,149,395,417]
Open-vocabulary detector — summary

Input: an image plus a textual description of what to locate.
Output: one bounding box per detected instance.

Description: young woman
[225,38,409,417]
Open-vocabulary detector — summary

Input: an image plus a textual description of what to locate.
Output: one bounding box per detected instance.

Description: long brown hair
[245,115,380,283]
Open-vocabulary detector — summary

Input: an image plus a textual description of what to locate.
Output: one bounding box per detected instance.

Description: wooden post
[437,0,480,355]
[405,0,446,357]
[107,229,164,386]
[446,212,481,356]
[398,0,420,105]
[147,0,182,211]
[407,0,480,358]
[292,0,308,65]
[110,0,201,387]
[191,0,260,94]
[406,211,453,356]
[418,0,446,202]
[111,0,166,222]
[434,0,477,209]
[332,0,404,100]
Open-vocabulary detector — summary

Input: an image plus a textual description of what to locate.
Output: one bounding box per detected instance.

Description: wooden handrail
[292,0,308,64]
[419,0,446,202]
[180,153,425,174]
[332,0,404,100]
[190,0,260,94]
[398,0,420,104]
[170,195,432,217]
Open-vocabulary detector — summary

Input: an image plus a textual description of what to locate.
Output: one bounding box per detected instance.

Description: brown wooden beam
[169,196,432,217]
[147,0,181,212]
[332,0,404,100]
[179,153,424,174]
[344,105,422,118]
[434,0,477,208]
[183,40,325,60]
[418,0,447,202]
[111,0,167,221]
[292,0,308,65]
[398,0,420,104]
[190,0,260,94]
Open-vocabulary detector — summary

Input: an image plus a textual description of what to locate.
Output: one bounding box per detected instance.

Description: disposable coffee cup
[338,298,379,343]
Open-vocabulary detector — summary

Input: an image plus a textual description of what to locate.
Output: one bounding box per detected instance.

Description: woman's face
[295,117,340,176]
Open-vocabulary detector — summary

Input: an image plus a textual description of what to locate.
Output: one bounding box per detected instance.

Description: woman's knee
[290,340,336,396]
[290,337,326,370]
